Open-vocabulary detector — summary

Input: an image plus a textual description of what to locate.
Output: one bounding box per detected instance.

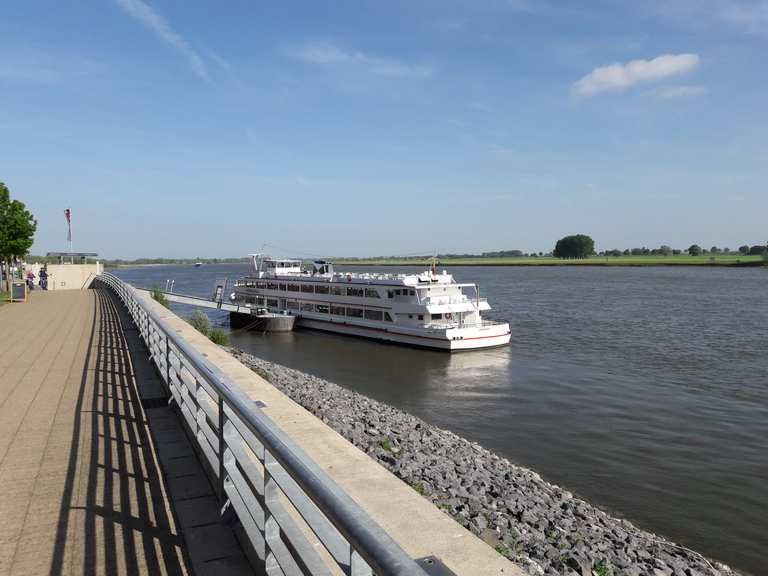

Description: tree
[710,246,720,254]
[688,244,702,256]
[0,182,37,291]
[659,245,672,256]
[749,245,767,255]
[553,234,595,259]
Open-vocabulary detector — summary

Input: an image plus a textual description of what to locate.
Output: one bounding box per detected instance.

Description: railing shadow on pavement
[48,287,186,576]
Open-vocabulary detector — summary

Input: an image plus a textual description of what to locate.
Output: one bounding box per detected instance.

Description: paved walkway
[0,289,188,575]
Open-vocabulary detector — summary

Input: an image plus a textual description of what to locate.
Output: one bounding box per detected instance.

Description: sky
[1,0,766,259]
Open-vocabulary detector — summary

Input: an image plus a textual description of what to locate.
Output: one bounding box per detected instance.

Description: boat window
[346,307,363,318]
[245,296,256,304]
[267,282,279,290]
[287,284,300,292]
[257,282,266,289]
[418,314,423,320]
[331,286,344,295]
[346,287,364,297]
[330,305,345,316]
[315,304,329,313]
[408,314,413,319]
[384,312,393,322]
[395,289,401,295]
[300,302,313,311]
[267,299,279,307]
[431,313,442,320]
[279,284,287,291]
[301,284,314,293]
[364,288,380,298]
[365,309,383,321]
[315,285,329,294]
[286,300,299,310]
[387,290,393,298]
[256,297,265,305]
[410,290,415,296]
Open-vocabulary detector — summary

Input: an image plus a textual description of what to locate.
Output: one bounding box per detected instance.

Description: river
[113,263,768,574]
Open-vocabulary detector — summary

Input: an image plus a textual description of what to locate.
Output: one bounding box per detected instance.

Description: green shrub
[208,328,230,346]
[186,311,231,346]
[188,311,211,334]
[150,286,169,308]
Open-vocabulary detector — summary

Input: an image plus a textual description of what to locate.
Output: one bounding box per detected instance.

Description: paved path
[0,289,188,575]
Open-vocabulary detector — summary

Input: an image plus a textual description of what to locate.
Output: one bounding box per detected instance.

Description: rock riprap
[229,348,735,576]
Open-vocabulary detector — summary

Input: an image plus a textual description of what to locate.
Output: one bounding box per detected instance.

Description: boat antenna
[431,249,438,277]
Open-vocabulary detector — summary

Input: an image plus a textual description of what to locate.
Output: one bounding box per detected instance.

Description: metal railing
[97,273,428,576]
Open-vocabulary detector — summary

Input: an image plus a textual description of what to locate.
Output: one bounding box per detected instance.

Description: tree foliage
[553,234,595,259]
[0,182,37,290]
[687,244,702,256]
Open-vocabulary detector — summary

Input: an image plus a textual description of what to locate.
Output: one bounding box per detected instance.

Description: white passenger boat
[230,254,511,351]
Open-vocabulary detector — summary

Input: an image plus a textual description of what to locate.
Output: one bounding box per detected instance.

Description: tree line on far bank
[553,234,768,259]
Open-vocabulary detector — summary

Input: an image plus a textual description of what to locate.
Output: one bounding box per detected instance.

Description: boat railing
[424,319,507,330]
[95,272,429,576]
[423,297,489,306]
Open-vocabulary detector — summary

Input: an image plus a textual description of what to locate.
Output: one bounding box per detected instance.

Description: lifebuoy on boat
[445,312,452,320]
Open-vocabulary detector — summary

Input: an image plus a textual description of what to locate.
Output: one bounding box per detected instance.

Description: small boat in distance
[230,254,510,351]
[194,261,203,267]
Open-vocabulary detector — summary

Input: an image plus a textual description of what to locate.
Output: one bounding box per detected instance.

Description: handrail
[96,272,428,576]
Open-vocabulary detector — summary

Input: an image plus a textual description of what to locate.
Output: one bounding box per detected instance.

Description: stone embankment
[229,349,735,576]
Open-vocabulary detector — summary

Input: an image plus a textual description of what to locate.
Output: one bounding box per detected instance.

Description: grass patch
[408,482,425,495]
[253,367,272,382]
[594,561,614,576]
[150,286,169,308]
[378,439,393,452]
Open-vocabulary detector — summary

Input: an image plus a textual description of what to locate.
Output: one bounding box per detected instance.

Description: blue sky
[1,1,766,259]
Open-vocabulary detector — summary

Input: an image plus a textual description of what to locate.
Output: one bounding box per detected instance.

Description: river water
[114,264,767,574]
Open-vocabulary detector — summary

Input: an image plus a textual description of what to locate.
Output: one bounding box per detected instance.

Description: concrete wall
[27,262,102,290]
[140,291,524,576]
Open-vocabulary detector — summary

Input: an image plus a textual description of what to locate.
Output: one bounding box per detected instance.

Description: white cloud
[114,0,208,81]
[653,85,708,99]
[573,53,699,97]
[290,40,431,78]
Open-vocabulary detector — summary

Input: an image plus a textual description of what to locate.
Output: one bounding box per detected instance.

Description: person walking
[39,266,48,290]
[26,270,36,291]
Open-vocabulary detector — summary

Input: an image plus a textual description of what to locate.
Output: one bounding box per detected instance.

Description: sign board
[212,278,228,304]
[11,281,27,302]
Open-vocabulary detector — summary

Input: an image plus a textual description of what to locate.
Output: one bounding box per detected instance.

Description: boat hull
[291,317,510,351]
[229,312,296,332]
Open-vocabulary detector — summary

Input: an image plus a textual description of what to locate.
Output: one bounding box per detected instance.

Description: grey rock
[228,348,735,576]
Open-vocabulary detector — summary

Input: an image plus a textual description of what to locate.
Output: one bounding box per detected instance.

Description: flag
[64,208,72,242]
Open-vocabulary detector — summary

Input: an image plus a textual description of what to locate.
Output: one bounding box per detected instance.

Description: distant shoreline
[334,257,766,268]
[104,256,766,268]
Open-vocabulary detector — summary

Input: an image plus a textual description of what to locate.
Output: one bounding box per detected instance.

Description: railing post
[165,335,170,389]
[217,394,225,502]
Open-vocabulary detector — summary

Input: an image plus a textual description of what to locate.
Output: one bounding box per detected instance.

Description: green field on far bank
[335,254,766,267]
